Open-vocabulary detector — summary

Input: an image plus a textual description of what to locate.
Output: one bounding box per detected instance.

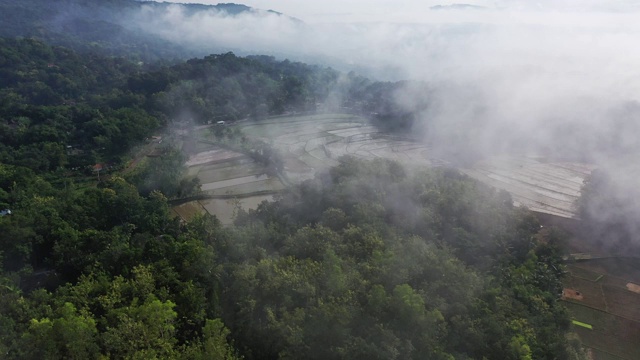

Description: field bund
[239,114,594,219]
[174,113,596,224]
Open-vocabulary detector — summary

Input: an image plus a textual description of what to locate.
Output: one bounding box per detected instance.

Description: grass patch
[564,302,611,330]
[571,320,593,330]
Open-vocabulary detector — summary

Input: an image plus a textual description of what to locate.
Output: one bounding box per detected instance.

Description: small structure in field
[562,288,584,301]
[626,283,640,294]
[571,320,593,330]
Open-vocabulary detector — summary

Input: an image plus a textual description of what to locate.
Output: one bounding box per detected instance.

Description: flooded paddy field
[238,113,433,182]
[200,195,274,225]
[176,113,596,224]
[237,114,595,218]
[461,157,596,218]
[173,139,285,224]
[180,113,619,356]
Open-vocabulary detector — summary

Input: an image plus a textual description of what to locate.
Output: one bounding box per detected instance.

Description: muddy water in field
[238,114,595,218]
[200,195,274,225]
[201,174,271,191]
[175,142,284,224]
[179,114,594,221]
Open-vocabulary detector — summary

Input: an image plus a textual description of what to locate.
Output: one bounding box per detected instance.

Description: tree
[19,302,99,360]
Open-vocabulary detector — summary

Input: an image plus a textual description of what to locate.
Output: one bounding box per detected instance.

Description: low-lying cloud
[130,1,640,163]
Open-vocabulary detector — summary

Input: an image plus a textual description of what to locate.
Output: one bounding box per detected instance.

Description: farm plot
[569,265,605,282]
[200,195,274,225]
[587,348,626,360]
[198,163,264,184]
[174,145,285,224]
[563,260,640,359]
[461,157,595,218]
[206,178,286,195]
[236,114,595,219]
[564,301,640,359]
[200,174,271,191]
[237,114,433,180]
[185,148,246,167]
[563,276,608,309]
[601,285,640,321]
[171,201,207,222]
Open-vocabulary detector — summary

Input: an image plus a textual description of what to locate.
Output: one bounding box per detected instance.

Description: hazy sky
[151,0,459,23]
[134,0,640,163]
[132,0,640,228]
[163,0,640,23]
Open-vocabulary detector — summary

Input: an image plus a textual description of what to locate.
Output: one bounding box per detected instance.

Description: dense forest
[0,37,417,172]
[0,0,226,61]
[0,157,580,359]
[0,36,585,359]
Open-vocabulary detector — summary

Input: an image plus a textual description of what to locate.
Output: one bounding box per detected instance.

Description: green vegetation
[572,321,593,330]
[226,157,578,359]
[0,0,197,62]
[0,155,581,359]
[0,37,583,359]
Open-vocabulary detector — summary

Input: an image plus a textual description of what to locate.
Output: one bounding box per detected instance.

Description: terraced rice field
[200,195,274,224]
[237,114,595,218]
[176,114,595,223]
[174,144,285,225]
[182,114,633,356]
[460,157,595,218]
[238,114,434,182]
[171,201,207,222]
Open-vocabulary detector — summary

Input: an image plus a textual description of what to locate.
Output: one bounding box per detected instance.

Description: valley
[175,113,595,224]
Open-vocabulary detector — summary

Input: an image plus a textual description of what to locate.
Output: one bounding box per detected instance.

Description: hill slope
[0,0,296,61]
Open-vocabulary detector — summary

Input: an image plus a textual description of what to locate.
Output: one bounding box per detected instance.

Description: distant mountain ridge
[0,0,297,61]
[430,3,487,10]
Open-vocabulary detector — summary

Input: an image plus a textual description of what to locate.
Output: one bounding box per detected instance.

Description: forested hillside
[0,38,583,359]
[0,0,186,61]
[0,0,299,62]
[0,38,416,172]
[0,156,581,359]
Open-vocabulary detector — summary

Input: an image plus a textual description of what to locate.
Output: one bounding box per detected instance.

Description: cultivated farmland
[563,260,640,359]
[174,113,596,224]
[174,113,630,356]
[237,114,594,218]
[172,141,284,224]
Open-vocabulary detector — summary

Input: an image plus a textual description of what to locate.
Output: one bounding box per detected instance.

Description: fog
[132,1,640,157]
[131,0,640,242]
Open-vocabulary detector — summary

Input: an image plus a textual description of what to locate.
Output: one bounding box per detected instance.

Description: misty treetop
[0,153,580,359]
[0,37,417,172]
[578,166,640,255]
[224,158,576,359]
[0,36,584,359]
[0,0,301,65]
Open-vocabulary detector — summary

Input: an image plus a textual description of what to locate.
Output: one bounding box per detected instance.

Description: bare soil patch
[186,148,245,167]
[200,195,274,225]
[563,288,584,301]
[172,201,206,221]
[625,283,640,294]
